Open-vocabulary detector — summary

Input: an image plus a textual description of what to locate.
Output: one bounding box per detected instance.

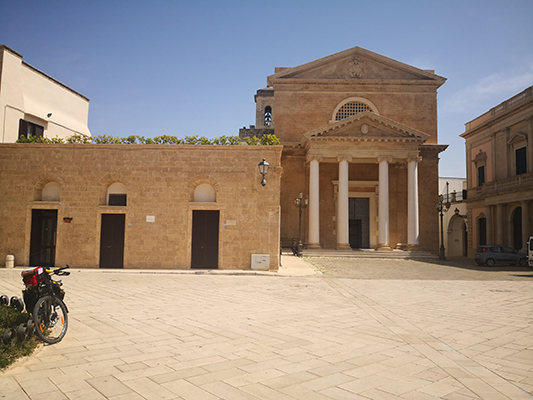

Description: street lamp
[435,194,451,260]
[258,159,270,186]
[294,192,308,257]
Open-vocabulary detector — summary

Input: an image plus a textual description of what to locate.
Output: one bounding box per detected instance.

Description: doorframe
[96,209,128,268]
[25,203,63,267]
[333,181,377,249]
[188,204,224,269]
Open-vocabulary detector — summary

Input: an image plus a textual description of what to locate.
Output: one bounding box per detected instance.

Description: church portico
[301,112,429,251]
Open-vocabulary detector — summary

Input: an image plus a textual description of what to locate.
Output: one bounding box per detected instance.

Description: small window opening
[264,106,272,126]
[477,165,485,186]
[109,194,127,206]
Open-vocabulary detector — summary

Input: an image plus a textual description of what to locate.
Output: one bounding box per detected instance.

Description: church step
[299,249,439,259]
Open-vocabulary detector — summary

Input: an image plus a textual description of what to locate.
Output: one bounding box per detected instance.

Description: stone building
[460,85,533,255]
[0,45,90,143]
[242,47,447,254]
[0,144,282,270]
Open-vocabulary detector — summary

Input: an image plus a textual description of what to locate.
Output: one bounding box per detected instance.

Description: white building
[438,177,467,258]
[0,45,90,143]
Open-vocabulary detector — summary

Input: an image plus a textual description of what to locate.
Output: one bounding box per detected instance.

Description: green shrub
[0,305,38,370]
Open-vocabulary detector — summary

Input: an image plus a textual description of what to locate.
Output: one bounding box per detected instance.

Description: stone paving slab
[1,256,532,399]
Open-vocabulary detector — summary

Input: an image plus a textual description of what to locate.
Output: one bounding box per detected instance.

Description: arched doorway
[447,215,467,257]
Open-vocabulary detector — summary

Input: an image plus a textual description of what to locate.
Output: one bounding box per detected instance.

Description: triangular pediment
[302,112,430,143]
[508,132,527,145]
[268,47,446,85]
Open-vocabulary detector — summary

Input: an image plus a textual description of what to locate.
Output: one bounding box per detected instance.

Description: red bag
[22,267,45,288]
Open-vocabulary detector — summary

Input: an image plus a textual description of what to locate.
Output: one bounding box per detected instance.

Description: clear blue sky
[2,0,532,178]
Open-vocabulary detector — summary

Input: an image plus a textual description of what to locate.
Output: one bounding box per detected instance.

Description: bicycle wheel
[33,296,68,344]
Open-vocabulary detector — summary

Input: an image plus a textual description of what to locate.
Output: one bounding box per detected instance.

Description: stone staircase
[299,248,439,260]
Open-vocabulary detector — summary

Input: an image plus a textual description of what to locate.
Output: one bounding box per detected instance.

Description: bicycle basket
[22,267,46,288]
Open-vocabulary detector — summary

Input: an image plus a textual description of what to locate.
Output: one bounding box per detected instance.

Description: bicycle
[21,265,70,344]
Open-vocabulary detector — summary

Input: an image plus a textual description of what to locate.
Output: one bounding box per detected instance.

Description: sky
[2,0,532,178]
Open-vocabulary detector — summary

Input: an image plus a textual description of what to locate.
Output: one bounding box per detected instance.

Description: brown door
[30,209,58,267]
[99,214,125,268]
[191,210,219,269]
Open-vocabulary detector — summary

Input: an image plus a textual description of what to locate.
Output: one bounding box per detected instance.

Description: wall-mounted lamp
[258,158,270,186]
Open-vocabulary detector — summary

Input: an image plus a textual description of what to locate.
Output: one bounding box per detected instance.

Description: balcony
[467,171,533,200]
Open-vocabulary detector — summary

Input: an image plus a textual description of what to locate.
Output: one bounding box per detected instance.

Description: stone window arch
[42,181,60,201]
[332,97,379,121]
[193,183,216,202]
[107,182,127,206]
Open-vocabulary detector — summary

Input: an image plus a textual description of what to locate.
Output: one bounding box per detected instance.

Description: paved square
[1,256,532,399]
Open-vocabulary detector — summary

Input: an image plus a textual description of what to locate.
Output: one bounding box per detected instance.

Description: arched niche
[193,183,216,202]
[42,182,60,201]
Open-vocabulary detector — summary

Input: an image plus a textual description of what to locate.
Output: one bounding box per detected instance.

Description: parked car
[475,245,528,267]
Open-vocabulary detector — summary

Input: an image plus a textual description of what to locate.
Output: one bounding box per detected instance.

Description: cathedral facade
[242,47,447,253]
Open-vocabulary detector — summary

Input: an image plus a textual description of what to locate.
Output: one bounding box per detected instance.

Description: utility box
[251,254,270,271]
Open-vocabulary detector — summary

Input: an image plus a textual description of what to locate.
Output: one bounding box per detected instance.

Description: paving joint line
[322,277,532,399]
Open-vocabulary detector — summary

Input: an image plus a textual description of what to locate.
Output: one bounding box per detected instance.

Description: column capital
[337,155,353,163]
[306,154,323,163]
[406,156,422,163]
[377,156,393,164]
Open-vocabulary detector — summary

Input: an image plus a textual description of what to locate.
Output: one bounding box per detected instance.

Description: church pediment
[268,47,446,85]
[302,112,430,144]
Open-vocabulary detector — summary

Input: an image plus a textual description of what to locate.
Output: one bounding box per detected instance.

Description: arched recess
[42,181,61,201]
[447,214,467,257]
[107,182,127,206]
[193,183,216,202]
[332,97,380,121]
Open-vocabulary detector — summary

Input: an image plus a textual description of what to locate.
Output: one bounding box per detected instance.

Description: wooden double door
[30,209,58,267]
[99,214,125,268]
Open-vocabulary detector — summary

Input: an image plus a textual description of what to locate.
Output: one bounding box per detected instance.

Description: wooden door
[99,214,125,268]
[30,209,58,267]
[191,210,219,269]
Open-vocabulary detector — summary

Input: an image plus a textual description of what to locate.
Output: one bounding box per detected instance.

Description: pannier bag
[22,267,46,288]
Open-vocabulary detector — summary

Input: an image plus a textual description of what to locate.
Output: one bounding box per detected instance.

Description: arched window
[107,182,127,206]
[194,183,216,202]
[332,97,378,122]
[42,182,60,201]
[264,106,272,126]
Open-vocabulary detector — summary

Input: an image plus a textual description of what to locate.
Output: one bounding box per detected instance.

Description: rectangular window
[108,194,127,206]
[516,147,527,175]
[19,119,44,139]
[477,165,485,186]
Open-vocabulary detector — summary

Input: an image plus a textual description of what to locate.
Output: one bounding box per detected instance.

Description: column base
[336,243,352,251]
[307,243,322,250]
[376,243,392,251]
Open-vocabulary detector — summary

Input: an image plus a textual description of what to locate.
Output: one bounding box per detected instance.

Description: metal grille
[108,194,127,206]
[335,102,372,121]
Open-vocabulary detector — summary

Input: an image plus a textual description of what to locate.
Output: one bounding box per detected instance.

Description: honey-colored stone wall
[0,144,282,270]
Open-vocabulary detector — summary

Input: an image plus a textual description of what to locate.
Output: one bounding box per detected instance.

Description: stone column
[486,205,493,244]
[522,200,530,251]
[377,156,392,250]
[407,157,421,249]
[337,156,352,250]
[307,155,322,249]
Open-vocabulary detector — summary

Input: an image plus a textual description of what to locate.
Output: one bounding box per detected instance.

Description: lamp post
[258,159,270,186]
[294,192,308,257]
[435,194,450,260]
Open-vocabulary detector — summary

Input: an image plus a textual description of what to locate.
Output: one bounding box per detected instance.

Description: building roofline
[1,44,90,102]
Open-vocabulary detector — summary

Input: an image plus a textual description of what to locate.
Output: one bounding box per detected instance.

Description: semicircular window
[335,102,373,121]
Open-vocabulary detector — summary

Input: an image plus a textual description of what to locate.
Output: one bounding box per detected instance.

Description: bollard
[5,254,14,268]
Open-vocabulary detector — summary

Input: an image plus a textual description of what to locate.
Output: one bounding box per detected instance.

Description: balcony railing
[469,171,533,199]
